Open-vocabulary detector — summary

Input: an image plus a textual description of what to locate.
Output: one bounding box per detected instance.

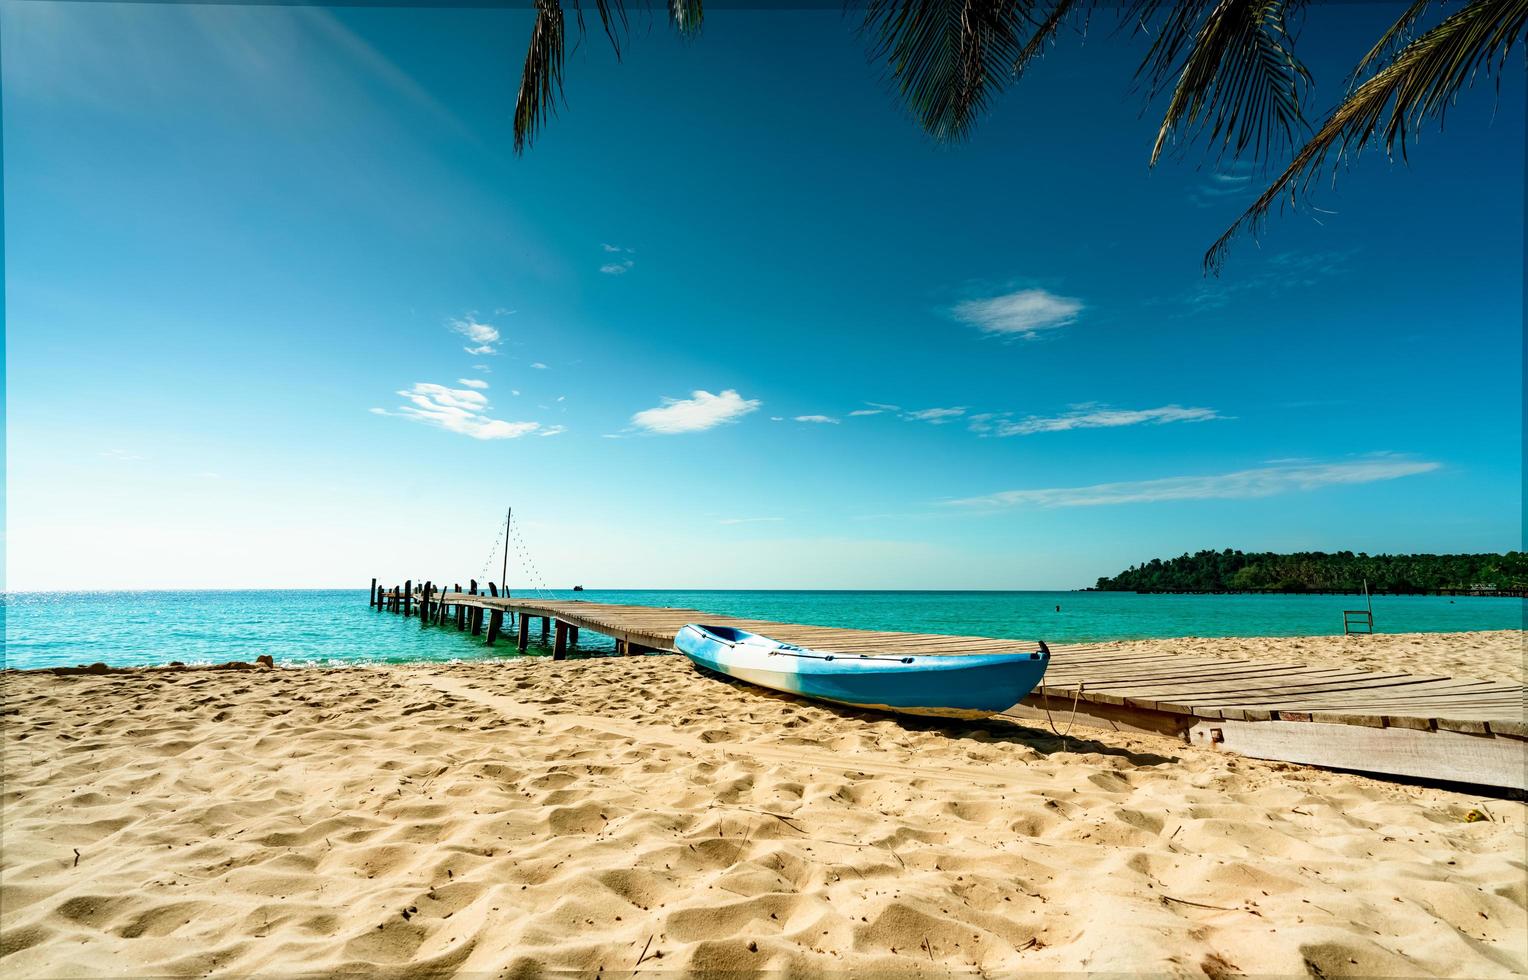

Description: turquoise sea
[2,589,1522,670]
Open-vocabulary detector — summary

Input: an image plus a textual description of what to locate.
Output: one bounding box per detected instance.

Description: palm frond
[1351,0,1430,80]
[1205,0,1528,271]
[862,0,1036,141]
[1138,0,1311,166]
[670,0,704,36]
[573,0,630,59]
[515,0,567,154]
[1013,0,1085,76]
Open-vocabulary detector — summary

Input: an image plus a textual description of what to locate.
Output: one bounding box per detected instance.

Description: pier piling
[553,621,568,660]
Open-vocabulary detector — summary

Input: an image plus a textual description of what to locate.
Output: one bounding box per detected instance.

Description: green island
[1095,550,1528,596]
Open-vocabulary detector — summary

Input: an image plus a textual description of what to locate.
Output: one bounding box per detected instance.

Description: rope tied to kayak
[1037,680,1085,751]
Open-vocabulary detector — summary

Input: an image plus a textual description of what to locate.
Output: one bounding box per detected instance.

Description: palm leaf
[1206,0,1528,271]
[1136,0,1311,165]
[574,0,630,59]
[862,0,1036,141]
[1013,0,1085,76]
[670,0,704,35]
[1351,0,1430,80]
[515,0,567,154]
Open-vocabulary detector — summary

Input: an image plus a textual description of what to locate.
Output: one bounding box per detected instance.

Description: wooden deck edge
[1007,695,1525,790]
[1005,693,1194,738]
[1187,718,1527,792]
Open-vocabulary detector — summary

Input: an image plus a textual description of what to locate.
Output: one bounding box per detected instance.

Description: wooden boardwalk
[371,583,1526,790]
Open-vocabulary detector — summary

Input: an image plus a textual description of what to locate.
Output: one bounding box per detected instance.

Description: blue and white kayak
[674,624,1050,720]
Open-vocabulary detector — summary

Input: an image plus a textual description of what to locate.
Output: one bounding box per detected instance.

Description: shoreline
[12,629,1525,684]
[3,634,1525,976]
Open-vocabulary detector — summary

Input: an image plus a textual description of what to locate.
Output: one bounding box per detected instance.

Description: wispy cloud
[794,414,840,424]
[458,378,489,389]
[631,389,761,434]
[101,449,147,461]
[978,404,1224,437]
[848,408,883,417]
[904,407,967,424]
[600,243,635,275]
[538,425,567,437]
[718,516,785,525]
[1183,250,1355,312]
[952,288,1082,338]
[530,362,549,370]
[1188,168,1256,208]
[449,316,501,356]
[948,457,1441,509]
[376,382,545,440]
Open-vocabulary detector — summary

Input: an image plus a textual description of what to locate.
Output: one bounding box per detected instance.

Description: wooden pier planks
[380,591,1526,788]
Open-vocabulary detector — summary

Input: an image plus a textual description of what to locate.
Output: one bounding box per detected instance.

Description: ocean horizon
[4,588,1522,671]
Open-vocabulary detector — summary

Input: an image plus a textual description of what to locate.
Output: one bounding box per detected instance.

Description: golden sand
[2,634,1524,976]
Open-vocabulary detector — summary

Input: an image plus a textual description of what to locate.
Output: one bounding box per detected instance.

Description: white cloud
[904,407,967,424]
[538,425,567,437]
[464,344,497,356]
[718,517,785,525]
[600,261,634,275]
[987,404,1224,437]
[866,402,902,411]
[530,362,549,370]
[381,382,543,440]
[794,414,839,424]
[631,389,761,434]
[458,378,489,389]
[602,243,632,253]
[952,288,1082,338]
[948,457,1441,509]
[848,409,882,417]
[451,319,498,344]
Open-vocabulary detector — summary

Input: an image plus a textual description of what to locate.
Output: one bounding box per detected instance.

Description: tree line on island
[1095,550,1528,595]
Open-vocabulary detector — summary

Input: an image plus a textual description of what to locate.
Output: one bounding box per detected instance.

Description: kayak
[674,624,1050,719]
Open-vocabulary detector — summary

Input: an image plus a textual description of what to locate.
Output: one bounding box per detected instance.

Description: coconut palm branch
[514,0,704,152]
[860,0,1038,141]
[1131,0,1312,165]
[1206,0,1528,271]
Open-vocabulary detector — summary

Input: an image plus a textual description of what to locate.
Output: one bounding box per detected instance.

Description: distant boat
[675,624,1049,719]
[572,585,584,592]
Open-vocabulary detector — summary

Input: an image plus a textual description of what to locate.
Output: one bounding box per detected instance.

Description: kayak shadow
[694,667,1179,768]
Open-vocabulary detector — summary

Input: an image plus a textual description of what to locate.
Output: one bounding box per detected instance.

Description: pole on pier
[485,609,503,647]
[403,580,412,617]
[487,582,497,597]
[540,616,550,640]
[517,613,530,651]
[552,621,568,660]
[370,578,377,608]
[420,583,432,629]
[569,626,579,646]
[501,506,511,597]
[471,604,483,636]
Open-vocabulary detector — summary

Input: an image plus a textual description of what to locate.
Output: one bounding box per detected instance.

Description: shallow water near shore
[3,589,1522,670]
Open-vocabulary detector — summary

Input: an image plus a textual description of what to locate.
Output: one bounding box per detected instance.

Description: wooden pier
[369,581,1527,790]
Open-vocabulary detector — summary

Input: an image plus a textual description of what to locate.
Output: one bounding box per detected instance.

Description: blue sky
[3,2,1522,589]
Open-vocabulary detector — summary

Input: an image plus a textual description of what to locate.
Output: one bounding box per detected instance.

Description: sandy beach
[3,634,1524,977]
